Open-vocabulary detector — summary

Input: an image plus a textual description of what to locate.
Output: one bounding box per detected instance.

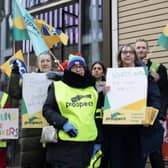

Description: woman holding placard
[101,44,163,168]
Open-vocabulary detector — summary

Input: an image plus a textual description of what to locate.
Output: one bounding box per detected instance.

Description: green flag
[157,24,168,50]
[12,0,29,40]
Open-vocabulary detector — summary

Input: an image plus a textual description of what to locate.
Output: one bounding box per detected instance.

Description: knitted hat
[67,54,86,70]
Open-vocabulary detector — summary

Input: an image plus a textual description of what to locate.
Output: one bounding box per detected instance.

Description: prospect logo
[25,116,42,125]
[71,94,92,103]
[66,94,93,108]
[111,112,126,121]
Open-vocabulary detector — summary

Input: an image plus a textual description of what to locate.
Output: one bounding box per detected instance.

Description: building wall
[118,0,168,68]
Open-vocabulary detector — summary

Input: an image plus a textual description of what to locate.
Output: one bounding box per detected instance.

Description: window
[22,2,79,53]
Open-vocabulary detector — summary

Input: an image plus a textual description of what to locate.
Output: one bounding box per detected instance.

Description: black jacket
[42,70,102,167]
[147,60,168,120]
[43,70,102,140]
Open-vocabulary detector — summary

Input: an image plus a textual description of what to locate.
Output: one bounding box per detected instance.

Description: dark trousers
[52,163,82,168]
[149,146,165,168]
[101,126,146,168]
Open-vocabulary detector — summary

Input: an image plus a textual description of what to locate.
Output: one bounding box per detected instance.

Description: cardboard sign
[22,73,51,128]
[0,108,19,139]
[103,67,147,125]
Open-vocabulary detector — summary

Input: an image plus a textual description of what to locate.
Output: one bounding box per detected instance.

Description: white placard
[103,67,147,125]
[0,108,19,139]
[22,73,52,128]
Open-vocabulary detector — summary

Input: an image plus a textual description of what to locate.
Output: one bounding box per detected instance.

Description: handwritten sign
[22,73,51,128]
[0,108,19,139]
[103,67,147,125]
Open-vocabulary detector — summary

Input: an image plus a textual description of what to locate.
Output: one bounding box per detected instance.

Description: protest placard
[103,67,147,125]
[22,73,51,128]
[0,108,19,139]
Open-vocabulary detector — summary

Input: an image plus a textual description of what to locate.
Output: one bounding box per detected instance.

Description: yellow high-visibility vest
[54,81,98,141]
[87,150,103,168]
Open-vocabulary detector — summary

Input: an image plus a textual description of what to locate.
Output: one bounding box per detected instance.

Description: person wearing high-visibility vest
[135,39,168,168]
[43,54,103,168]
[0,91,10,168]
[90,61,106,167]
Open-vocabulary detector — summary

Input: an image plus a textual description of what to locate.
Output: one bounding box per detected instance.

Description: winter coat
[102,73,163,161]
[147,60,168,121]
[140,76,164,156]
[43,70,102,167]
[8,68,46,168]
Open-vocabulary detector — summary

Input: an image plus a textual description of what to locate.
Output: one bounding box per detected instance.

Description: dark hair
[91,61,106,81]
[118,44,141,67]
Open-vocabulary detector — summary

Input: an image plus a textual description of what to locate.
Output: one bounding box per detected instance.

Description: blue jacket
[140,76,164,156]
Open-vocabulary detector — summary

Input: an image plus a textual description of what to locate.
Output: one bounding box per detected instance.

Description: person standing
[43,54,102,168]
[8,53,54,168]
[135,38,168,168]
[91,61,106,93]
[102,44,163,168]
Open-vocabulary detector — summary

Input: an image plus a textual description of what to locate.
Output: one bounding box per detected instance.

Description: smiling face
[37,54,52,73]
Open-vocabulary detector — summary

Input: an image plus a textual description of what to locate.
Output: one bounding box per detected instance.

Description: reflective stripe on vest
[0,141,7,148]
[95,108,103,119]
[87,150,103,168]
[150,62,160,72]
[0,91,8,108]
[54,81,98,141]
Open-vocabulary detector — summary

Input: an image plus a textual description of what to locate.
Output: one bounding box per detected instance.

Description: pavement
[146,161,168,168]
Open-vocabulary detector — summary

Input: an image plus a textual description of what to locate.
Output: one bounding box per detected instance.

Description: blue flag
[13,0,49,56]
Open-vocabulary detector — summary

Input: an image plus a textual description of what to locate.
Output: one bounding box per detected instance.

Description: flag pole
[48,50,64,71]
[27,51,30,72]
[13,41,15,55]
[26,40,30,72]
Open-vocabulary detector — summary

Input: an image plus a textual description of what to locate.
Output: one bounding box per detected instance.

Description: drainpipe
[112,0,118,67]
[89,0,100,63]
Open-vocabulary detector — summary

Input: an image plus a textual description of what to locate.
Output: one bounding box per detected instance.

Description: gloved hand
[46,71,64,80]
[92,144,101,157]
[63,122,78,137]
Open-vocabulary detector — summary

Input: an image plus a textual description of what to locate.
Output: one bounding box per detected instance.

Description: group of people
[41,39,168,168]
[0,38,168,168]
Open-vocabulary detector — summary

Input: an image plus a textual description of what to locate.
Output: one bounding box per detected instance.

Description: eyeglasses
[71,65,84,70]
[121,51,134,55]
